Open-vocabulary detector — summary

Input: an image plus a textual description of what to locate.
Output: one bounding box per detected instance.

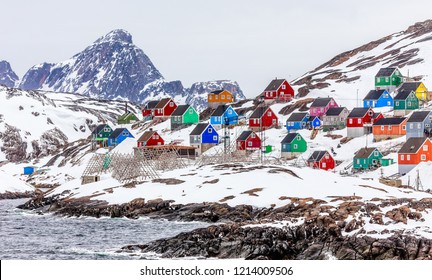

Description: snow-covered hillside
[0,170,34,194]
[292,19,432,108]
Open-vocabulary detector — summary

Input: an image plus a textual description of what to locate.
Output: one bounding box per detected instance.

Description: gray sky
[1,0,432,97]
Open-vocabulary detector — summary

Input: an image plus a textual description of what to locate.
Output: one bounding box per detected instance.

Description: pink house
[309,97,339,117]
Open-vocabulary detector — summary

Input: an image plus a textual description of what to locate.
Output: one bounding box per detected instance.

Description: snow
[0,170,34,194]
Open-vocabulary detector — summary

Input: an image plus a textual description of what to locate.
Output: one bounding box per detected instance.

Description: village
[67,66,432,189]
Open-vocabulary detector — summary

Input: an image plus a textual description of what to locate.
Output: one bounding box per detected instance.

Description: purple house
[309,97,339,117]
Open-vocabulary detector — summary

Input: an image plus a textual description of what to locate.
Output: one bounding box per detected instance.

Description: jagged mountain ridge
[18,29,245,111]
[292,19,432,107]
[0,60,19,88]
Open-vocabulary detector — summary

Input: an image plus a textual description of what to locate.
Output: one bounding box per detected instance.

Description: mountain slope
[292,19,432,108]
[18,29,245,111]
[0,60,19,87]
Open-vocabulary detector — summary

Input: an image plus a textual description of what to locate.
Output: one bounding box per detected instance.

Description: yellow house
[397,82,428,101]
[208,89,234,109]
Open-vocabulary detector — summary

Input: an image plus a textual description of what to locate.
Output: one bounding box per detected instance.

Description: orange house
[208,90,234,109]
[398,137,432,174]
[372,117,407,142]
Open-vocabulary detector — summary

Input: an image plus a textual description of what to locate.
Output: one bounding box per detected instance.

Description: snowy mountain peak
[0,60,19,88]
[93,29,133,45]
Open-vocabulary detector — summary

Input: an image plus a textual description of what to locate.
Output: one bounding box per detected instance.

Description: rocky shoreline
[17,192,432,259]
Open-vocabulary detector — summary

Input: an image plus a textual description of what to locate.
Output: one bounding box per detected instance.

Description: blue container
[24,166,35,175]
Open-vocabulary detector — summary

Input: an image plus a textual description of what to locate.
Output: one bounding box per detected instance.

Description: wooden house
[210,105,238,127]
[142,100,159,118]
[406,111,432,139]
[397,82,428,102]
[307,151,335,171]
[280,133,307,159]
[307,116,321,129]
[92,124,113,147]
[154,98,177,118]
[375,67,403,92]
[286,112,309,132]
[108,128,134,147]
[363,90,393,108]
[208,89,234,109]
[393,90,419,116]
[236,130,261,151]
[262,78,294,103]
[189,123,219,155]
[372,117,407,142]
[118,112,139,125]
[248,106,278,131]
[346,108,383,138]
[137,130,164,147]
[398,137,432,175]
[353,147,383,170]
[309,97,338,117]
[170,105,199,130]
[322,107,349,131]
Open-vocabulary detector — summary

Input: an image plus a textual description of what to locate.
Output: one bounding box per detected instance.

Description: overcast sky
[1,0,432,97]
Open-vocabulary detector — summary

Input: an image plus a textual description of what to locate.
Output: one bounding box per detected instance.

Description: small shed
[24,166,37,175]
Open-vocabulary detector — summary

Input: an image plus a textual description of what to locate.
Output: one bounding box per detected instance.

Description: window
[356,159,360,164]
[423,145,428,151]
[296,136,301,140]
[208,128,213,133]
[280,92,284,95]
[426,124,430,128]
[376,77,380,82]
[282,85,286,90]
[402,125,406,130]
[418,123,422,129]
[221,95,225,100]
[410,123,413,129]
[155,135,159,139]
[381,125,384,131]
[251,133,256,138]
[388,125,392,130]
[322,162,326,168]
[209,95,213,101]
[294,144,298,149]
[349,119,353,124]
[169,102,174,107]
[189,109,193,114]
[228,109,232,114]
[213,135,218,141]
[122,132,128,136]
[387,101,391,106]
[385,77,389,82]
[396,101,399,106]
[104,128,109,132]
[214,95,219,100]
[248,141,252,147]
[267,111,272,117]
[357,118,361,124]
[401,155,404,160]
[407,155,411,160]
[384,94,388,98]
[421,154,426,161]
[374,151,378,156]
[152,135,155,139]
[408,102,411,107]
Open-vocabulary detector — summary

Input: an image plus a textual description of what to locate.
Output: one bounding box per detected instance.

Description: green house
[118,112,139,125]
[393,91,419,116]
[375,67,403,90]
[353,147,383,169]
[171,105,199,130]
[281,133,307,159]
[91,124,113,148]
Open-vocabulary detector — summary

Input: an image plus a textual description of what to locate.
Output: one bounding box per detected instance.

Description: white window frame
[247,141,253,147]
[423,145,428,151]
[213,135,218,141]
[349,119,353,124]
[208,128,213,133]
[421,154,426,161]
[169,102,174,107]
[401,155,404,160]
[374,151,379,156]
[357,118,362,124]
[322,162,327,168]
[407,155,411,160]
[282,85,286,90]
[381,125,384,131]
[293,144,298,149]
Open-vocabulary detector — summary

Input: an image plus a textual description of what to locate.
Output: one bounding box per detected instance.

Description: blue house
[190,123,219,145]
[363,90,393,108]
[286,112,309,132]
[307,116,321,129]
[406,111,432,139]
[210,105,238,126]
[107,128,134,147]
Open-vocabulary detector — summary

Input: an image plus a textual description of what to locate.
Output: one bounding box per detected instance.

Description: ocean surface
[0,199,207,259]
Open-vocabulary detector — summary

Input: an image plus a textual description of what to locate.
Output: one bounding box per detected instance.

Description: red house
[142,100,160,117]
[262,78,294,103]
[346,107,384,138]
[154,98,177,118]
[236,130,261,150]
[249,106,278,131]
[137,130,164,147]
[307,150,335,170]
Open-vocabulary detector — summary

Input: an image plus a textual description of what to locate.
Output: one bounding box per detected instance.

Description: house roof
[394,90,414,100]
[264,79,286,91]
[398,137,428,154]
[287,112,309,122]
[190,123,210,135]
[373,117,406,126]
[210,90,224,95]
[155,98,172,109]
[373,113,382,119]
[237,131,254,141]
[92,124,109,134]
[375,67,397,77]
[171,105,191,116]
[325,107,346,116]
[307,116,318,122]
[281,133,301,144]
[407,111,431,123]
[211,105,231,117]
[108,128,128,139]
[119,112,137,120]
[354,147,378,159]
[137,131,157,142]
[250,106,270,119]
[144,100,159,109]
[398,82,422,93]
[363,90,387,101]
[348,108,370,118]
[310,97,333,108]
[307,151,329,162]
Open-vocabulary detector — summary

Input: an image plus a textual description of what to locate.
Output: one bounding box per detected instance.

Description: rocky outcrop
[0,60,19,87]
[0,191,34,200]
